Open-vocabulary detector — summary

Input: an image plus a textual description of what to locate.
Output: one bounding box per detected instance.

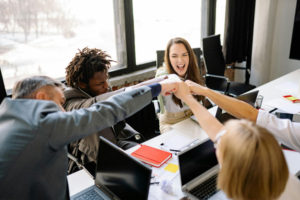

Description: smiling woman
[155,37,206,133]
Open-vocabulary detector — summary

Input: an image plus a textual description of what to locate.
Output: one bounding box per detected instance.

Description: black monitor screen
[95,137,152,200]
[178,139,218,186]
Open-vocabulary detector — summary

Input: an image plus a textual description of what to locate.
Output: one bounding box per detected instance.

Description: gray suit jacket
[63,87,139,162]
[0,86,152,200]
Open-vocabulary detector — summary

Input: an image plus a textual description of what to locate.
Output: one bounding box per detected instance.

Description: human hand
[185,80,207,95]
[167,74,181,81]
[159,78,180,96]
[174,81,193,101]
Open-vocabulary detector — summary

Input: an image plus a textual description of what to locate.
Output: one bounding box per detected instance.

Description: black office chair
[202,34,256,96]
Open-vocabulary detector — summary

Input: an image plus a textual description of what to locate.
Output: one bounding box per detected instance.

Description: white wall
[250,0,300,86]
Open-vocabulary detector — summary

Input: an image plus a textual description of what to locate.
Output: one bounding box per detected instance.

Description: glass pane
[133,0,201,65]
[0,0,116,90]
[215,0,227,44]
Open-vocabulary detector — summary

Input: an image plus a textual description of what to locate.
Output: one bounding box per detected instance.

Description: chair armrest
[226,65,246,70]
[226,66,251,77]
[205,74,230,82]
[67,153,85,170]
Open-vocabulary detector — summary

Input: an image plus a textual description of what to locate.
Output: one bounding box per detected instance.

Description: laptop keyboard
[72,187,106,200]
[190,174,218,200]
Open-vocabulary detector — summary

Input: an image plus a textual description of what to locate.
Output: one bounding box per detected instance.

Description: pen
[269,108,278,113]
[169,149,181,152]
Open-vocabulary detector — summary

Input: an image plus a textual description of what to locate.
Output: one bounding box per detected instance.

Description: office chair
[202,34,256,96]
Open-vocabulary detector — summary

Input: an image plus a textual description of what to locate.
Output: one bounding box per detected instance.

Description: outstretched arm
[174,82,224,141]
[186,80,258,122]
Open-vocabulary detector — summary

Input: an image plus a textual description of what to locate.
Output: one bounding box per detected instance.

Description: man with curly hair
[64,47,154,175]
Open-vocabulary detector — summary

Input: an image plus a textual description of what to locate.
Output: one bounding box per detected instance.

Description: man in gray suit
[0,75,180,200]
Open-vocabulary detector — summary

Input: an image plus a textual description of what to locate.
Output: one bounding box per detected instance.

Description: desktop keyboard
[72,187,106,200]
[190,174,218,200]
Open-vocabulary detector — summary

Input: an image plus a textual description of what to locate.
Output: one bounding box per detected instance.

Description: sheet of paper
[162,133,200,151]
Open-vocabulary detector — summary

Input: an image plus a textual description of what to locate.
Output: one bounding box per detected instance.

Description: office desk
[68,117,300,199]
[251,69,300,113]
[67,118,208,199]
[68,69,300,199]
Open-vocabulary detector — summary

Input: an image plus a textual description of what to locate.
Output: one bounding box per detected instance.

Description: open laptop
[71,137,152,200]
[178,139,227,200]
[215,90,259,123]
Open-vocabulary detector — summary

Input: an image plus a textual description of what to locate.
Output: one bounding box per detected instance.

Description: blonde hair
[217,119,288,200]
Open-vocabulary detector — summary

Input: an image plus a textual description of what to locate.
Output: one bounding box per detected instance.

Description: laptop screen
[216,90,259,123]
[95,137,152,200]
[178,139,218,186]
[236,90,259,107]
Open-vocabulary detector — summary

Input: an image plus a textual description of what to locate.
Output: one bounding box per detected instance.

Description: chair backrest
[156,48,203,73]
[202,34,226,76]
[0,69,7,104]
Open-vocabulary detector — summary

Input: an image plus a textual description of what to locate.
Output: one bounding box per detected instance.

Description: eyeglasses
[213,129,227,149]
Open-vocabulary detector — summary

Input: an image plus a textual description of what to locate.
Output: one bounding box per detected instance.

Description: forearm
[48,86,153,149]
[184,95,224,141]
[199,87,258,122]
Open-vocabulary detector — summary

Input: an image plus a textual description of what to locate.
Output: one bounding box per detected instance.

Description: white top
[279,173,300,200]
[162,95,190,113]
[256,110,300,152]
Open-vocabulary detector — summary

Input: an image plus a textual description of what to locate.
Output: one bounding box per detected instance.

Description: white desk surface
[68,69,300,199]
[250,69,300,114]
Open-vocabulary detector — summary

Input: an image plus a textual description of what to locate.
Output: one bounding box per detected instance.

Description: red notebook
[131,145,172,167]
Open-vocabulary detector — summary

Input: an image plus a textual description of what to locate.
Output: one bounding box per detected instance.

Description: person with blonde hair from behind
[155,37,207,133]
[174,81,300,200]
[217,120,290,200]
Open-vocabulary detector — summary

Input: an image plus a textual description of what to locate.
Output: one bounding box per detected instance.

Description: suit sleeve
[42,86,153,150]
[64,88,125,110]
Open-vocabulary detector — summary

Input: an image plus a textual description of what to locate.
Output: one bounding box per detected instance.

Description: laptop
[178,139,228,200]
[71,137,152,200]
[215,90,259,123]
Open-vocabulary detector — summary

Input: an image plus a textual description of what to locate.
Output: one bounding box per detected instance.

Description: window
[0,0,222,94]
[133,0,201,65]
[0,0,116,90]
[215,0,227,43]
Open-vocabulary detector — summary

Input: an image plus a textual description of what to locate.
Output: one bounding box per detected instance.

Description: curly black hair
[65,47,113,87]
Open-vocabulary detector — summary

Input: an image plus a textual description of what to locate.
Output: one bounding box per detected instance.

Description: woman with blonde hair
[217,120,289,200]
[156,37,206,133]
[173,80,300,200]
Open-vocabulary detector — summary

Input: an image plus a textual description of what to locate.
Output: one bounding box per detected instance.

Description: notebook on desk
[178,139,228,200]
[71,137,152,200]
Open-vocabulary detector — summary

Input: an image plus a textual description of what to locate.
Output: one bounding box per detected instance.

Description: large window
[0,0,116,89]
[0,0,225,94]
[133,0,201,65]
